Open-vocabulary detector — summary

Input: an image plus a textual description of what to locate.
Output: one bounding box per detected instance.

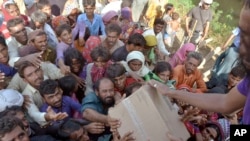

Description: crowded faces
[85,46,111,95]
[106,63,137,95]
[18,61,67,126]
[171,51,207,93]
[39,79,81,118]
[100,23,124,54]
[81,77,115,140]
[55,23,73,74]
[111,33,146,62]
[77,0,106,36]
[18,30,56,63]
[0,117,30,141]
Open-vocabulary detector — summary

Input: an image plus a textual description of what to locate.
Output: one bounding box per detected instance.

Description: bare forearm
[83,109,108,124]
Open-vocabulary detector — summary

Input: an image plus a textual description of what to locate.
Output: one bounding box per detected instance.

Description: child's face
[228,74,242,87]
[94,57,107,68]
[84,5,95,17]
[157,70,171,83]
[7,5,20,17]
[128,59,142,71]
[59,30,73,44]
[71,58,82,74]
[41,5,52,17]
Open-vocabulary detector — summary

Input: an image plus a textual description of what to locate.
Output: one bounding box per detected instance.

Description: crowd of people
[0,0,249,141]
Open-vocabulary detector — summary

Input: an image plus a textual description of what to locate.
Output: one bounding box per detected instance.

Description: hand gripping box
[109,85,190,141]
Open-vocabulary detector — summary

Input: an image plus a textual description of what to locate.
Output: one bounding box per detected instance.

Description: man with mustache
[18,61,68,127]
[147,0,250,125]
[81,77,116,140]
[171,51,207,93]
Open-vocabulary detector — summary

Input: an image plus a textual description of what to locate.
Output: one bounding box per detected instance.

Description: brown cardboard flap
[109,85,190,141]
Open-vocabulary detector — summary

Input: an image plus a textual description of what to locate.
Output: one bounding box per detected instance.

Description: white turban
[0,89,24,112]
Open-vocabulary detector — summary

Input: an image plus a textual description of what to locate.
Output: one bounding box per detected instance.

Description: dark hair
[0,36,7,48]
[58,75,77,96]
[83,0,96,6]
[105,23,122,35]
[202,122,224,141]
[172,12,179,20]
[55,23,72,37]
[64,48,86,74]
[153,61,172,75]
[127,33,146,47]
[186,51,203,65]
[153,18,165,26]
[164,3,174,12]
[90,46,110,62]
[105,63,126,80]
[244,0,250,9]
[0,117,25,139]
[230,65,246,79]
[17,61,36,78]
[93,77,113,91]
[6,18,24,31]
[125,82,142,97]
[39,79,59,97]
[30,30,47,42]
[0,106,23,118]
[36,0,50,10]
[58,119,85,139]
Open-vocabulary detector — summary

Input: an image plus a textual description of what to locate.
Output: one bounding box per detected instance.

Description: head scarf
[0,89,24,112]
[52,16,70,29]
[102,10,118,25]
[121,7,132,22]
[1,0,16,21]
[144,35,157,48]
[217,118,230,140]
[169,43,196,68]
[62,0,79,16]
[82,36,102,63]
[121,51,150,77]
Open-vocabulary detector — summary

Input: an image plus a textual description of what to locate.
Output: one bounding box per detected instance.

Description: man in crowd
[185,0,213,45]
[171,51,207,93]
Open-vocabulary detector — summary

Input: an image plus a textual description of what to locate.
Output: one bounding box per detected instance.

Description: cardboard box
[109,85,190,141]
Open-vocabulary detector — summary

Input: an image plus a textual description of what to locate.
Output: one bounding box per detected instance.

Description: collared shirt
[56,41,74,61]
[18,45,56,63]
[172,65,207,92]
[143,29,170,56]
[77,13,106,36]
[81,92,106,114]
[7,27,33,67]
[22,84,47,126]
[7,62,64,92]
[40,96,81,118]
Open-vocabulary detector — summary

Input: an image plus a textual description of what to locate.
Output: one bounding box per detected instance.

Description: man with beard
[171,51,207,93]
[147,0,250,125]
[18,61,68,127]
[81,77,115,140]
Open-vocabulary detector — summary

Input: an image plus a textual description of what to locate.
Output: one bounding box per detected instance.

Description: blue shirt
[77,13,106,36]
[81,92,106,114]
[40,96,81,118]
[0,64,16,76]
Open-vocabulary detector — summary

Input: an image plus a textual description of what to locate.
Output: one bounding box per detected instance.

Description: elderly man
[18,30,56,63]
[171,51,207,93]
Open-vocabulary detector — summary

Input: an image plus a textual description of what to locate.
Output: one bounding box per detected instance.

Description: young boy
[36,0,54,26]
[77,0,105,36]
[55,23,73,74]
[206,65,246,93]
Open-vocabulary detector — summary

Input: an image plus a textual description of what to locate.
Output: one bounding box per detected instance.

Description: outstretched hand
[46,106,68,121]
[147,80,175,97]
